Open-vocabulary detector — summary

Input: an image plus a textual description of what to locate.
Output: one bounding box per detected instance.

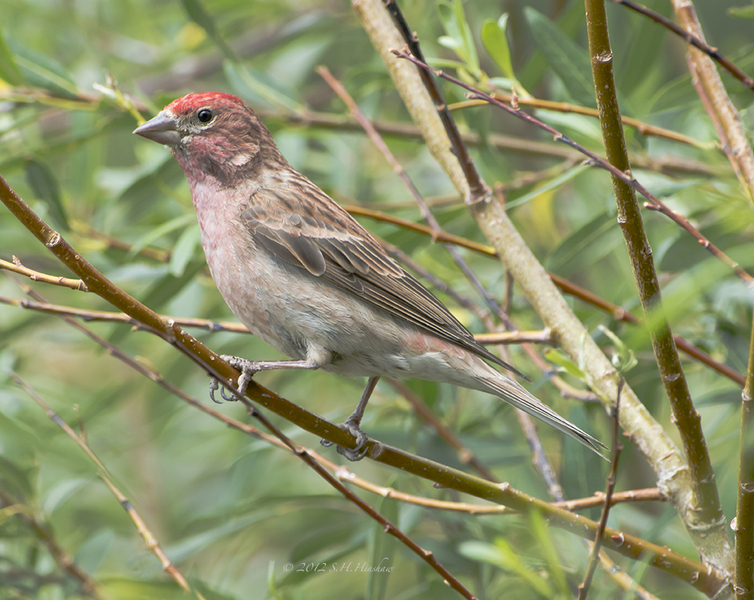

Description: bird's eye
[197,108,213,123]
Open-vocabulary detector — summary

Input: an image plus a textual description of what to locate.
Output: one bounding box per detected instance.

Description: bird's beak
[133,111,182,146]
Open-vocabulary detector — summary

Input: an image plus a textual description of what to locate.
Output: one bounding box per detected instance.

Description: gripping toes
[209,355,261,403]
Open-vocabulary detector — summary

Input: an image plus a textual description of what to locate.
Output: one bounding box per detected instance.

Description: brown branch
[10,268,659,522]
[0,293,550,348]
[1,174,727,594]
[355,202,743,387]
[613,0,754,92]
[0,174,481,600]
[8,203,745,388]
[353,0,733,586]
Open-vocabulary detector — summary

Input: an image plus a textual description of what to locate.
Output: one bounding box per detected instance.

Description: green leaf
[524,7,595,106]
[543,348,586,380]
[223,59,302,113]
[598,325,637,372]
[482,16,514,81]
[140,259,205,311]
[729,3,754,19]
[24,159,69,230]
[529,511,569,595]
[127,213,195,259]
[180,0,236,60]
[459,539,553,597]
[367,494,398,600]
[506,163,589,210]
[8,38,77,97]
[545,209,622,275]
[436,0,479,76]
[169,223,202,277]
[453,0,478,74]
[0,28,23,85]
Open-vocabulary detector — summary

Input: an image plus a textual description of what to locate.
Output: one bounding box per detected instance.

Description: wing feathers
[240,186,522,377]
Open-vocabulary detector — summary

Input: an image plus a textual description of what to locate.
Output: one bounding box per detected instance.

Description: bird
[133,92,605,460]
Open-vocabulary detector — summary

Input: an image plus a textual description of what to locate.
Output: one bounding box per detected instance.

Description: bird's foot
[321,415,371,461]
[209,355,259,403]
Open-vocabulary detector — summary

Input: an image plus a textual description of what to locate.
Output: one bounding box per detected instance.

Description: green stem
[736,316,754,598]
[584,0,729,569]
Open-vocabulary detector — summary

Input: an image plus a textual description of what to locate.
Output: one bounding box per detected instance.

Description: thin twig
[0,293,548,346]
[358,0,732,585]
[9,271,661,521]
[0,488,101,598]
[1,256,88,291]
[613,0,754,92]
[0,177,479,600]
[578,379,624,599]
[9,371,198,597]
[0,179,725,593]
[392,48,754,288]
[451,93,713,149]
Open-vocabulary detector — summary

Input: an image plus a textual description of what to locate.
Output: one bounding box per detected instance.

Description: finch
[134,92,604,460]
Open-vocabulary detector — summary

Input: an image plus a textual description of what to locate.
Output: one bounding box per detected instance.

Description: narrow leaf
[482,17,514,80]
[0,28,23,85]
[24,159,69,230]
[729,4,754,19]
[180,0,236,60]
[524,7,595,106]
[8,38,77,97]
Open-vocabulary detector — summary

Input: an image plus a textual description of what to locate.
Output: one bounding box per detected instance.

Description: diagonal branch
[0,173,726,596]
[613,0,754,92]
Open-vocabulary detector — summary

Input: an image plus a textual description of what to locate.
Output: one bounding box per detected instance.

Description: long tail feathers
[482,376,608,458]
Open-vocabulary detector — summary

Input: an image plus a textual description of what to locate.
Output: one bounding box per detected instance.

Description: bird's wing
[240,185,523,377]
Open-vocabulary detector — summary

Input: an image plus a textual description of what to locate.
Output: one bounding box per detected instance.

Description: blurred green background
[0,0,753,598]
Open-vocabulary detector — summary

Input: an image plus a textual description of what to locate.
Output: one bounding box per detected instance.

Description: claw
[320,419,370,461]
[208,356,259,403]
[209,378,223,404]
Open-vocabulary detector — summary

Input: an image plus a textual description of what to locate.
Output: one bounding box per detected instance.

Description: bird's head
[134,92,283,185]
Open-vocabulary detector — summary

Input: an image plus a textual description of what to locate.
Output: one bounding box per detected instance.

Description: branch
[669,0,754,203]
[451,93,714,149]
[9,372,197,597]
[352,0,733,585]
[392,49,754,288]
[0,175,726,595]
[0,488,101,598]
[736,311,754,597]
[578,380,624,599]
[584,0,728,572]
[613,0,754,92]
[1,257,88,291]
[0,176,479,600]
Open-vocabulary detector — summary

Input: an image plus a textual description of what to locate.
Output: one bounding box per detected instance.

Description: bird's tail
[479,374,607,457]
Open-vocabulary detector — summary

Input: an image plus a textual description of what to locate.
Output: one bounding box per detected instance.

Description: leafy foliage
[0,0,753,599]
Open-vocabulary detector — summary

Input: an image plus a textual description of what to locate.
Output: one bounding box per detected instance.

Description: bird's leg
[210,349,331,403]
[321,376,380,461]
